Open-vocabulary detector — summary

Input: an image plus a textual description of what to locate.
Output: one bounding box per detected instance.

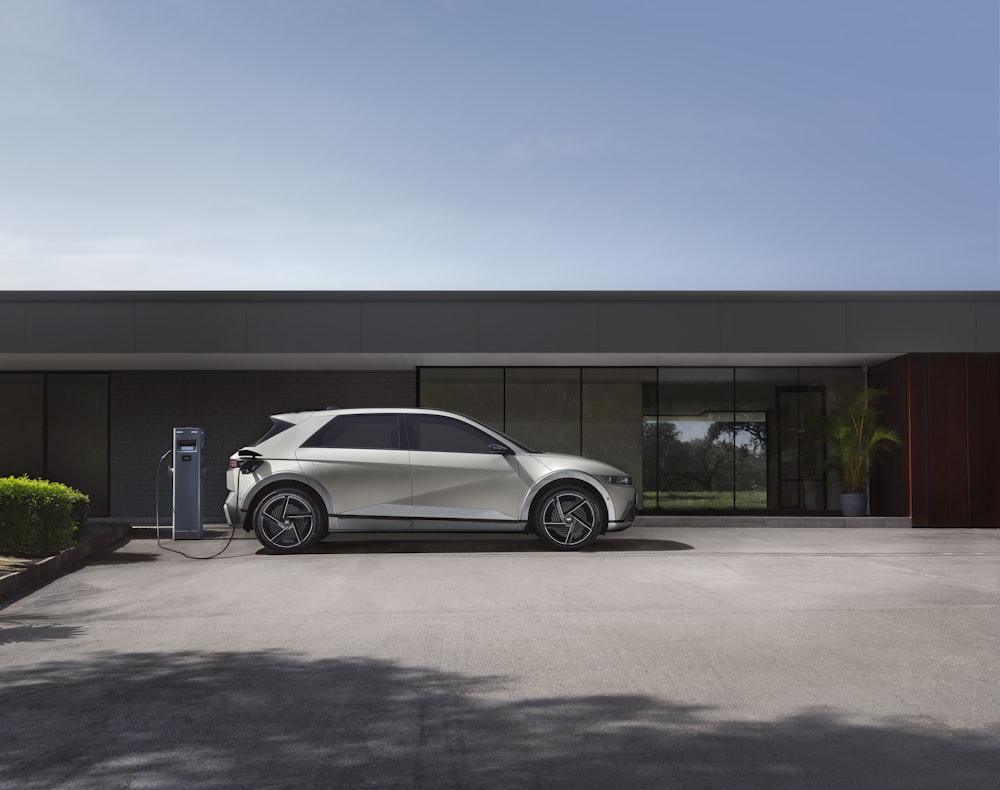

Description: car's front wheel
[533,485,604,551]
[252,488,324,554]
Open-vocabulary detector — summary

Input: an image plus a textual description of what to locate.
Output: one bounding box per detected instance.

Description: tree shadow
[0,650,995,789]
[0,624,85,645]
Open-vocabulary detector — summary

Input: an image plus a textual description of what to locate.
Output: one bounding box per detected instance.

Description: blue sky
[1,0,997,291]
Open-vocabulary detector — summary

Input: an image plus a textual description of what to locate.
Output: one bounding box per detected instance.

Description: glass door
[776,386,826,510]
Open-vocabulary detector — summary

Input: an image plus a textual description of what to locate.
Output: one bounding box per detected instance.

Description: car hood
[529,453,628,478]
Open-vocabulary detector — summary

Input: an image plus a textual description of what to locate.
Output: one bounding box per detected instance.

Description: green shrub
[0,476,90,558]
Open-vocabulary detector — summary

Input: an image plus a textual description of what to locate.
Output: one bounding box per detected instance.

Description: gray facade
[1,291,998,524]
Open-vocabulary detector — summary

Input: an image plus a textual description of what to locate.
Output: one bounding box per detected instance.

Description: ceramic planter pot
[840,493,868,518]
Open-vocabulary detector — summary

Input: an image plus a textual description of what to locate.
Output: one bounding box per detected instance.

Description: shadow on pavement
[596,537,694,552]
[86,550,162,565]
[0,650,995,789]
[301,536,695,555]
[0,624,85,645]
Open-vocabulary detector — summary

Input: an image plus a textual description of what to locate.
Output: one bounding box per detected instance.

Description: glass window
[419,368,504,431]
[0,374,44,479]
[418,365,866,515]
[307,414,402,450]
[254,418,294,446]
[735,368,798,511]
[798,368,865,507]
[583,368,654,502]
[406,415,497,454]
[774,387,827,510]
[505,369,581,455]
[657,368,735,511]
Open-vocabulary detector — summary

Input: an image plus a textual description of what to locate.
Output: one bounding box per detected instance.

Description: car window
[304,414,402,450]
[406,414,499,454]
[253,418,294,446]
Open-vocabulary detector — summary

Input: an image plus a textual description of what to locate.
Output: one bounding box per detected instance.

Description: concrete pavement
[1,526,998,789]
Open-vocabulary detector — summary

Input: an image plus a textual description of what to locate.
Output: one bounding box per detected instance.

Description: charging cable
[155,449,237,560]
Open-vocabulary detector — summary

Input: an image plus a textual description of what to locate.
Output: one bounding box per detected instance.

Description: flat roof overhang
[0,351,904,371]
[2,291,997,369]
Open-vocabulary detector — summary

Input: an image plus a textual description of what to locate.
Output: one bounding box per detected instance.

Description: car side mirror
[488,443,512,455]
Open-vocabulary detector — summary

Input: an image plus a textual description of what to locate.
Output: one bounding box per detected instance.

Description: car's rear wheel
[252,487,324,554]
[533,485,604,551]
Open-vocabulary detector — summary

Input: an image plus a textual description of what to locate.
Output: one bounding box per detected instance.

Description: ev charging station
[171,427,204,540]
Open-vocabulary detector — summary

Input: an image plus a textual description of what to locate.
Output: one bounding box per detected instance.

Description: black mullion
[732,368,737,511]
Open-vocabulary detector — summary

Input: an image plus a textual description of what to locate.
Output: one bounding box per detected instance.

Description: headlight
[599,474,632,486]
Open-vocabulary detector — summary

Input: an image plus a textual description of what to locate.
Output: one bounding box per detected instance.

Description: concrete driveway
[1,526,999,789]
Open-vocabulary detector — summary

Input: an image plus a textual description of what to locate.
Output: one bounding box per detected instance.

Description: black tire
[533,484,605,551]
[252,487,324,554]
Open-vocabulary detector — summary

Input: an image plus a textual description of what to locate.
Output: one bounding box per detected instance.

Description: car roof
[270,406,470,423]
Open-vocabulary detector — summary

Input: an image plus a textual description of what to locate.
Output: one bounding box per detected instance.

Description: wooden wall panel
[977,355,1000,526]
[966,356,991,525]
[990,356,1000,526]
[925,356,948,525]
[907,354,930,526]
[903,353,1000,527]
[927,356,971,525]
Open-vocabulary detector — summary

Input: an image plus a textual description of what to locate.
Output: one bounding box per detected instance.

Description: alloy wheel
[254,490,320,552]
[538,489,599,549]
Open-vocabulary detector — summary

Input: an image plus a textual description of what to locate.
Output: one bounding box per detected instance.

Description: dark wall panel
[924,357,949,525]
[46,374,109,516]
[846,303,978,352]
[906,356,930,526]
[0,373,44,478]
[109,370,416,519]
[966,356,991,525]
[478,302,598,352]
[926,356,970,526]
[135,303,247,352]
[27,303,135,352]
[0,303,27,352]
[945,356,971,526]
[721,302,846,352]
[904,353,999,527]
[989,356,1000,526]
[869,356,910,517]
[597,302,721,352]
[361,302,477,352]
[977,302,1000,351]
[246,303,361,352]
[2,293,998,357]
[966,355,1000,526]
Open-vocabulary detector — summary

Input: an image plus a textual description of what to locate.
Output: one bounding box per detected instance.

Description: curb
[129,525,237,540]
[0,523,132,605]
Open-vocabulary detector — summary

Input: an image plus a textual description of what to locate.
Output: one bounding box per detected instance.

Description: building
[1,291,998,527]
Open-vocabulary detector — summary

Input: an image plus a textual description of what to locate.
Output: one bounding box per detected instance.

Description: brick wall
[110,370,416,520]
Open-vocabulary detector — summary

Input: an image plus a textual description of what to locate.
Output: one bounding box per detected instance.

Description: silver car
[225,407,636,553]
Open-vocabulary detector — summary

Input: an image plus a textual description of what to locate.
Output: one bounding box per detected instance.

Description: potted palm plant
[818,387,902,517]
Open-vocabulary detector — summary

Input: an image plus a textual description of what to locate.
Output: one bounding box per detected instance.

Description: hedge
[0,476,90,558]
